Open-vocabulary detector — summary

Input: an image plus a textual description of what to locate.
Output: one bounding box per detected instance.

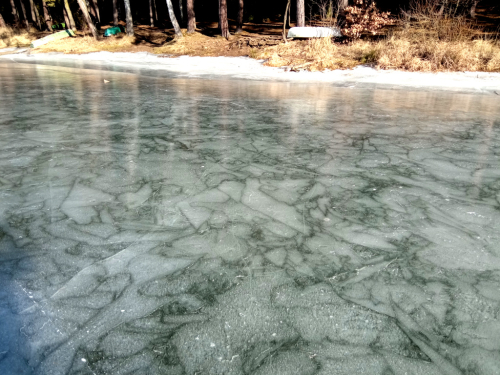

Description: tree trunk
[149,0,154,26]
[63,7,70,29]
[470,0,479,18]
[179,0,184,24]
[28,0,41,29]
[123,0,134,36]
[9,0,20,25]
[339,0,348,12]
[153,0,158,22]
[94,0,101,22]
[186,0,195,33]
[0,12,6,28]
[296,0,305,27]
[63,0,76,30]
[283,0,290,42]
[166,0,182,38]
[118,1,124,21]
[41,0,53,30]
[94,0,101,21]
[218,0,230,38]
[34,0,42,28]
[19,0,31,31]
[236,0,243,33]
[75,0,99,38]
[88,0,100,29]
[112,0,119,25]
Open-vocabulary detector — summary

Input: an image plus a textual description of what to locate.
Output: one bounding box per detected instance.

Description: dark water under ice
[1,61,500,375]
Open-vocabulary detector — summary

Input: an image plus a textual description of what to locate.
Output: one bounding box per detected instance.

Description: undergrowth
[0,26,34,48]
[34,34,137,54]
[261,0,500,72]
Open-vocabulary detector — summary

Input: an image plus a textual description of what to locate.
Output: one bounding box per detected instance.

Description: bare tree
[41,0,53,30]
[296,0,305,26]
[166,0,182,38]
[0,12,6,28]
[236,0,244,33]
[112,0,119,25]
[187,0,196,33]
[123,0,134,35]
[75,0,99,38]
[9,0,20,25]
[63,0,76,30]
[219,0,230,38]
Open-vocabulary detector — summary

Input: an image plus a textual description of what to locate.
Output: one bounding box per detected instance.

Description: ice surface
[0,60,500,375]
[1,52,500,94]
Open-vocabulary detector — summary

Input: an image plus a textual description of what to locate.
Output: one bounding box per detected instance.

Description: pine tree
[219,0,230,38]
[166,0,182,38]
[187,0,196,33]
[123,0,134,36]
[296,0,305,27]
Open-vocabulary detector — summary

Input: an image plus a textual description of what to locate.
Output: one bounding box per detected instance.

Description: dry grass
[34,34,137,54]
[259,38,371,71]
[373,12,500,72]
[33,29,247,57]
[0,26,35,48]
[374,35,500,71]
[152,31,249,57]
[259,12,500,72]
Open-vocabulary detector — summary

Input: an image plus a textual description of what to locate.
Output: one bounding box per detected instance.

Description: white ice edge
[1,50,499,94]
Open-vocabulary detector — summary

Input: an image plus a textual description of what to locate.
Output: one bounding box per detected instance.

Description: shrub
[342,0,394,39]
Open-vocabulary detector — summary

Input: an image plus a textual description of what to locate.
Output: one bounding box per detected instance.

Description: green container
[104,26,125,37]
[51,23,66,30]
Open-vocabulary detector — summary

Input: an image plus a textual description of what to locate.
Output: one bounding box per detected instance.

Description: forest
[1,1,495,37]
[1,0,500,72]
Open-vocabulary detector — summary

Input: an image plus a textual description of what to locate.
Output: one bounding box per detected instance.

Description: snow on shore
[1,49,499,94]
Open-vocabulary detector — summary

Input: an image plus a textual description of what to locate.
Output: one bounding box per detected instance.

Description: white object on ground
[30,29,76,48]
[287,27,342,38]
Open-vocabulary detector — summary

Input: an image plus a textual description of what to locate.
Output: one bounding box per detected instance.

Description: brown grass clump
[34,34,137,54]
[375,35,500,71]
[260,38,374,71]
[0,26,34,48]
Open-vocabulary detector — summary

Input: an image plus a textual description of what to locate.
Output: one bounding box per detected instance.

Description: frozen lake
[1,61,500,375]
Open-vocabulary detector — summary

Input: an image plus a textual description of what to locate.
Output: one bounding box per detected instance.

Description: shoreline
[1,49,500,95]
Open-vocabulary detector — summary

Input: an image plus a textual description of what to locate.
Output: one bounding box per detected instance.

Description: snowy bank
[1,50,499,94]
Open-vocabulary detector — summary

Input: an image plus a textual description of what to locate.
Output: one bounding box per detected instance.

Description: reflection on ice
[0,61,500,375]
